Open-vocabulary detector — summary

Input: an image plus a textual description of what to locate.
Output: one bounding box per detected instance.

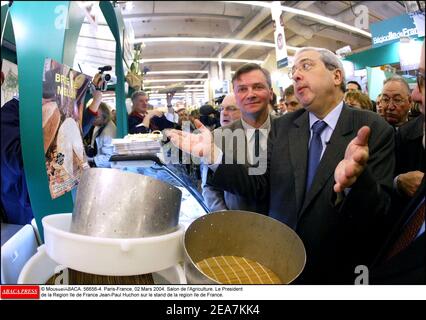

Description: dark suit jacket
[209,104,395,284]
[390,114,425,232]
[395,114,425,176]
[370,178,425,284]
[1,98,34,225]
[128,111,178,134]
[202,118,270,215]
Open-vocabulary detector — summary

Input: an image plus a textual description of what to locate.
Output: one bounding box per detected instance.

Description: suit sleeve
[200,163,228,211]
[128,115,150,134]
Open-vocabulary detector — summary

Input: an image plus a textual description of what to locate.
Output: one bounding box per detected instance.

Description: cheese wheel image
[56,118,84,179]
[42,101,61,153]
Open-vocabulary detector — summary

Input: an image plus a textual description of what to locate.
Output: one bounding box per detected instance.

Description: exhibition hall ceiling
[74,1,408,89]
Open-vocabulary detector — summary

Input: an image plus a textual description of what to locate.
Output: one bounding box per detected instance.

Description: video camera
[90,65,112,93]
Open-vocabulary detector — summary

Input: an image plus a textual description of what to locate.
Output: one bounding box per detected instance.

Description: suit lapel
[288,111,310,213]
[300,105,355,216]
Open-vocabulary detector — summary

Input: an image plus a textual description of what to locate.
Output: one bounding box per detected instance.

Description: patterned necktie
[306,120,328,191]
[386,198,425,260]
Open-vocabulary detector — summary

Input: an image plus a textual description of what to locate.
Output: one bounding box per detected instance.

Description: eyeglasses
[219,105,239,112]
[416,70,425,94]
[380,96,406,106]
[288,59,337,79]
[288,60,315,79]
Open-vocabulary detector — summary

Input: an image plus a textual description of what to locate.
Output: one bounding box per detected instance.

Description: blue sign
[370,12,425,48]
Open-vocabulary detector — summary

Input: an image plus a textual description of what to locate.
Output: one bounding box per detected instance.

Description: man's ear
[334,69,344,87]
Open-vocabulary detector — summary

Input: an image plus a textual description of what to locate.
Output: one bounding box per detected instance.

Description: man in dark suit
[167,47,394,284]
[369,40,425,284]
[201,87,272,214]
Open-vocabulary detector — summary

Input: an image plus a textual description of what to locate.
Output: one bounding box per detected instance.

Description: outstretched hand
[165,119,217,163]
[334,126,370,193]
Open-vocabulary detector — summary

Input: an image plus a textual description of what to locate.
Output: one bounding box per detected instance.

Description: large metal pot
[184,210,306,284]
[71,168,182,238]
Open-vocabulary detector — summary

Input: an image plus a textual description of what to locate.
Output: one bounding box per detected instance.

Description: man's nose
[292,69,303,82]
[246,87,257,98]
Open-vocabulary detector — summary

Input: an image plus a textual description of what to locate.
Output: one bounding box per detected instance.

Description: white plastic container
[18,245,186,284]
[42,213,185,276]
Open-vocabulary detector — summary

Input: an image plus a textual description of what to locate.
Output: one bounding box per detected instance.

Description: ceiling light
[144,78,208,83]
[140,57,264,64]
[146,70,209,75]
[143,86,166,89]
[134,37,275,48]
[225,1,372,38]
[184,85,205,88]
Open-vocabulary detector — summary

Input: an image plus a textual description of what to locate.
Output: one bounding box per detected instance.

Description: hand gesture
[334,126,370,193]
[166,119,216,163]
[147,109,164,118]
[397,171,424,197]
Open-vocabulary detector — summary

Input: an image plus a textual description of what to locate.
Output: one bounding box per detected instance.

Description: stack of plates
[112,138,162,155]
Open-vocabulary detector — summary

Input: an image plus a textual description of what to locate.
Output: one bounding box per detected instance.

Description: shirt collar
[309,100,344,131]
[241,115,271,140]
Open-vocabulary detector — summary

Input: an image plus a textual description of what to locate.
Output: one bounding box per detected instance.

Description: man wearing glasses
[391,75,424,204]
[219,94,241,127]
[370,41,425,284]
[167,47,394,284]
[381,76,412,128]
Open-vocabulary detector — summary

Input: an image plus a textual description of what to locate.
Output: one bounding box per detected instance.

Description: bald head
[220,93,241,126]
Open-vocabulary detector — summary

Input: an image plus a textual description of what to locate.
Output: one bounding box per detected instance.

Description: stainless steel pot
[71,168,182,238]
[184,210,306,284]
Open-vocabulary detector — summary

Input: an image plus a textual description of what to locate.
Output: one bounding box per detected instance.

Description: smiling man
[167,48,395,283]
[201,66,273,214]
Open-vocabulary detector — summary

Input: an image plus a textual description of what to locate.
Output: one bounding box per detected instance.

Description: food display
[112,131,163,155]
[197,255,282,284]
[46,268,155,285]
[123,131,163,141]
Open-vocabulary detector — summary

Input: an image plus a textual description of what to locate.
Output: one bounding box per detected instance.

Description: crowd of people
[1,41,424,284]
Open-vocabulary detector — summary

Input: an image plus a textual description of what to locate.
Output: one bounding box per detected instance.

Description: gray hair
[296,47,346,92]
[383,75,410,96]
[131,90,147,104]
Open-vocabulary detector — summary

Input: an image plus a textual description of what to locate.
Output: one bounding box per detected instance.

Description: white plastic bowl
[42,213,184,276]
[18,245,186,284]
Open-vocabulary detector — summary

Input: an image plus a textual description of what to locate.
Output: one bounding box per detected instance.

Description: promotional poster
[42,58,91,199]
